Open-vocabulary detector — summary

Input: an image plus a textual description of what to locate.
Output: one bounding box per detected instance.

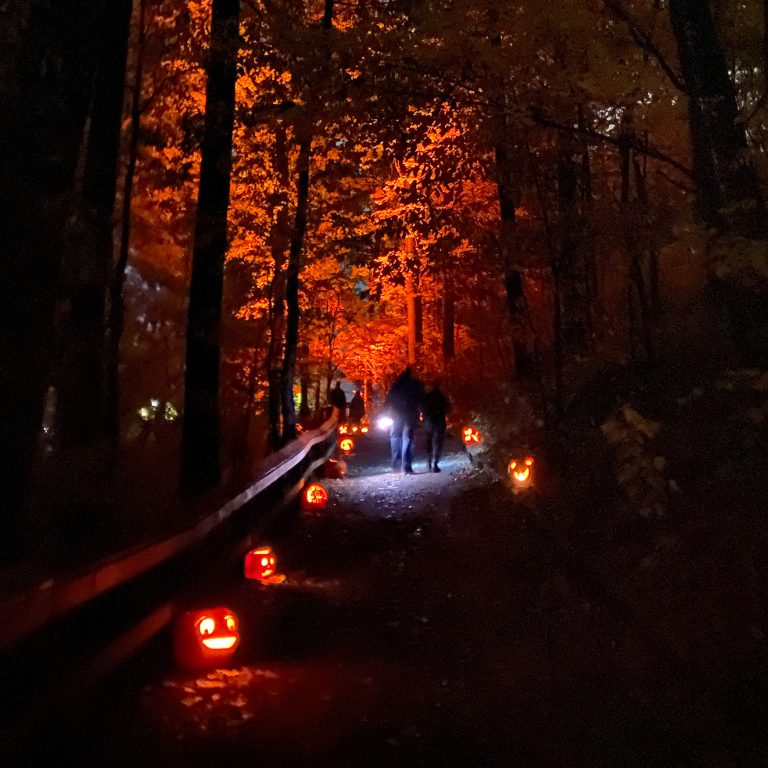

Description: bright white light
[377,416,393,430]
[150,398,160,409]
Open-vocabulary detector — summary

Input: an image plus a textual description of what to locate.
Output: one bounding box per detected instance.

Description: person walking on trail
[349,389,365,424]
[383,366,424,474]
[330,381,347,419]
[423,379,450,473]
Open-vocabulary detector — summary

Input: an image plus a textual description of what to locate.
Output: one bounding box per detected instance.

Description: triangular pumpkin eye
[525,457,534,466]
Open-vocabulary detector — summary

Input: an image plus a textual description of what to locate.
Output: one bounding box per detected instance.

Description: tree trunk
[527,140,563,417]
[495,139,526,324]
[406,270,418,366]
[109,0,148,441]
[280,135,311,444]
[556,133,588,349]
[181,0,240,495]
[668,0,765,232]
[0,0,109,559]
[299,369,311,422]
[266,123,290,451]
[52,0,132,480]
[620,129,654,363]
[442,269,455,368]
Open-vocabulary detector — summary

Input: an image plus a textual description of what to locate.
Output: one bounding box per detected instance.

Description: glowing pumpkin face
[338,425,348,435]
[244,546,277,581]
[508,456,535,489]
[339,437,354,454]
[302,482,329,511]
[462,426,482,445]
[174,607,239,669]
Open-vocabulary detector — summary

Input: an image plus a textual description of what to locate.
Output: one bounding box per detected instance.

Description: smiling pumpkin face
[244,546,277,581]
[508,456,535,488]
[174,607,240,669]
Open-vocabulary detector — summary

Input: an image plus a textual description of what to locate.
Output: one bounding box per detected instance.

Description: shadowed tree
[181,0,240,495]
[0,0,130,560]
[667,0,765,232]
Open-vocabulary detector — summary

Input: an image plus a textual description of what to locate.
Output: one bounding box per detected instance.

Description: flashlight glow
[377,416,393,430]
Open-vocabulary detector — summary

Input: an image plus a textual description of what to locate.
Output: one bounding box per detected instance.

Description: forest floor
[19,419,768,768]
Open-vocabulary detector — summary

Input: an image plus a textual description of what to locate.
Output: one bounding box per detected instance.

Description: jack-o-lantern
[325,457,347,479]
[244,546,277,581]
[462,426,482,446]
[338,424,349,435]
[339,437,354,454]
[508,456,535,489]
[174,607,240,669]
[302,482,329,511]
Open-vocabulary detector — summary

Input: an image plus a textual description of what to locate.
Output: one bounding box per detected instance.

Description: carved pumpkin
[174,607,239,669]
[325,457,347,479]
[462,426,482,445]
[244,546,277,581]
[508,456,535,489]
[302,482,329,511]
[339,437,355,454]
[338,424,349,435]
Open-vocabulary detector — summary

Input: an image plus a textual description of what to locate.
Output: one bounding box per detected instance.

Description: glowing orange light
[339,425,348,434]
[340,437,354,453]
[244,546,277,581]
[174,607,240,668]
[508,456,535,489]
[462,426,482,445]
[361,426,369,433]
[302,482,329,510]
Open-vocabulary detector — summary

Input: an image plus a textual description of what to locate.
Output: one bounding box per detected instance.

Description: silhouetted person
[384,366,423,474]
[349,389,365,424]
[422,380,450,472]
[330,381,347,419]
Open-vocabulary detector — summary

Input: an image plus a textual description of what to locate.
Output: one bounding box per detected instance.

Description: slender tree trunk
[279,0,334,443]
[495,139,526,323]
[299,369,311,422]
[240,344,260,469]
[415,289,423,345]
[314,379,322,416]
[108,0,148,441]
[634,153,660,312]
[620,129,654,363]
[0,0,108,559]
[54,0,133,454]
[764,0,768,93]
[405,270,418,366]
[556,133,588,349]
[280,135,311,443]
[181,0,240,495]
[527,140,563,417]
[266,123,290,450]
[668,0,765,232]
[442,269,455,369]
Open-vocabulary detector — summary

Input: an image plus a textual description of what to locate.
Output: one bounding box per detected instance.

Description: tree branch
[604,0,686,92]
[530,109,694,179]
